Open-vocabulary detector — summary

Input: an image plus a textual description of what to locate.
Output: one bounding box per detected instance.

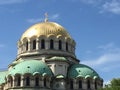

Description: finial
[45,12,48,22]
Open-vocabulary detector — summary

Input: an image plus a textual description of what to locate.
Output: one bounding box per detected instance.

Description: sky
[0,0,120,85]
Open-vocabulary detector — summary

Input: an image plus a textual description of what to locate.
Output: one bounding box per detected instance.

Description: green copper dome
[68,64,100,79]
[0,71,7,84]
[8,60,53,77]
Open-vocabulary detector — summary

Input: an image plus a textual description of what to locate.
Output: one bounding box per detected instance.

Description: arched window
[50,39,54,49]
[33,40,36,50]
[95,80,97,89]
[70,80,73,89]
[35,77,39,86]
[26,76,30,86]
[17,76,21,86]
[79,80,82,88]
[87,80,91,89]
[58,40,62,50]
[41,39,45,49]
[44,78,46,87]
[9,76,13,87]
[66,42,68,51]
[26,41,28,51]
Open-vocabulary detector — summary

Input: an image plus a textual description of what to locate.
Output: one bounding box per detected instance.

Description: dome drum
[17,48,76,60]
[17,36,76,59]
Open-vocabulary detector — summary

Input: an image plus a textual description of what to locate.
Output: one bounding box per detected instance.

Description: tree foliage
[100,78,120,90]
[111,78,120,87]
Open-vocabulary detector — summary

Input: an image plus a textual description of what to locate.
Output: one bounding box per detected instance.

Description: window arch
[95,80,97,89]
[26,41,28,51]
[9,76,13,87]
[41,39,45,49]
[79,80,82,88]
[66,42,68,51]
[50,39,54,49]
[26,76,30,86]
[44,78,47,87]
[87,80,91,89]
[70,80,73,89]
[35,77,39,86]
[58,40,62,50]
[17,76,21,86]
[33,40,36,50]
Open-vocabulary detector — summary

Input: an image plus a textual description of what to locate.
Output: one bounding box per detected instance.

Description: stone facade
[0,21,103,90]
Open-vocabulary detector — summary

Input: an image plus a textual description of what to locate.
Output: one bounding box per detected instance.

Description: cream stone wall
[17,36,76,59]
[47,62,69,77]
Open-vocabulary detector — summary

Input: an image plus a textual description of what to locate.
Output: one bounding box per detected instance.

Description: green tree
[111,78,120,87]
[100,78,120,90]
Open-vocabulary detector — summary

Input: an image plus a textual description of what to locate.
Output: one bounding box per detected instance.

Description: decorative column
[46,40,49,50]
[40,77,44,87]
[91,80,95,90]
[28,40,31,52]
[31,77,34,87]
[54,41,58,50]
[21,76,24,87]
[73,79,78,90]
[82,79,87,90]
[36,38,40,51]
[12,77,15,88]
[62,42,66,51]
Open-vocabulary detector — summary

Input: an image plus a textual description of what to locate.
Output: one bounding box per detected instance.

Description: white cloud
[103,80,111,87]
[72,0,120,15]
[50,14,60,20]
[81,43,120,72]
[0,0,28,5]
[27,13,60,23]
[82,52,120,66]
[101,0,120,14]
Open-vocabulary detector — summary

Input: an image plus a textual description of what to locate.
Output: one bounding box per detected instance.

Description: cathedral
[0,14,103,90]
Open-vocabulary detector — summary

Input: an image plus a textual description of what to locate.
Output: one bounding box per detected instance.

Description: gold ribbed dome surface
[21,22,71,40]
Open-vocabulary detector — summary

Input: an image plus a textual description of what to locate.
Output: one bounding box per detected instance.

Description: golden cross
[45,13,48,22]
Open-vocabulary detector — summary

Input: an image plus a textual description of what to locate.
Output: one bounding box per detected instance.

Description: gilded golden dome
[21,22,72,40]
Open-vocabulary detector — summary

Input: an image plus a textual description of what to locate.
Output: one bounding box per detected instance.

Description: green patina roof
[68,64,100,79]
[8,60,53,76]
[49,56,67,61]
[0,71,7,85]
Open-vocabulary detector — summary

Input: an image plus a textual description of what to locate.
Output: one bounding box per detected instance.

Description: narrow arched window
[9,77,13,87]
[87,80,91,89]
[79,80,82,88]
[35,77,39,86]
[44,78,46,87]
[70,80,73,89]
[95,80,97,89]
[59,40,62,50]
[66,42,68,51]
[33,40,36,50]
[26,41,28,51]
[26,76,30,86]
[17,76,21,86]
[50,39,54,49]
[41,39,45,49]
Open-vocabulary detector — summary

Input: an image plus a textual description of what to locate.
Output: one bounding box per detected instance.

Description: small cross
[45,12,48,22]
